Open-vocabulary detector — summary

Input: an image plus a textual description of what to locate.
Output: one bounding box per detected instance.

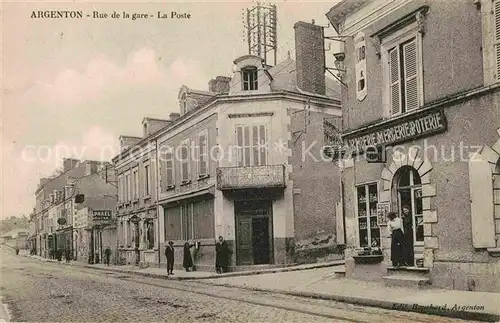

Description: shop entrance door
[235,200,273,266]
[396,166,424,266]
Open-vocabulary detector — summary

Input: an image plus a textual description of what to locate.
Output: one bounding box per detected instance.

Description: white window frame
[143,161,151,196]
[196,130,209,177]
[235,124,268,167]
[242,66,258,91]
[381,22,424,118]
[125,171,131,202]
[179,138,191,183]
[355,182,380,248]
[165,146,175,188]
[482,0,500,84]
[132,167,139,200]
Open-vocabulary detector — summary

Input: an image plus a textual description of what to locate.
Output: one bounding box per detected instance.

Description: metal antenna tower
[242,2,278,66]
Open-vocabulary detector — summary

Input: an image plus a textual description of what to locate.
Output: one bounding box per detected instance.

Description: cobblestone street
[0,248,473,323]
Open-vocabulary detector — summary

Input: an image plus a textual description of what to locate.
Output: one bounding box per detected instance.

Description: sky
[1,0,341,219]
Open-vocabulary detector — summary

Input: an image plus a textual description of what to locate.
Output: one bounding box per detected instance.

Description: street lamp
[129,215,141,266]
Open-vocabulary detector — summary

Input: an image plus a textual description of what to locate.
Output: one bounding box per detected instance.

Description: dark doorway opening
[252,218,270,265]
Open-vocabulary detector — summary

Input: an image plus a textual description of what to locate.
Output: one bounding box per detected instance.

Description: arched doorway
[392,165,424,266]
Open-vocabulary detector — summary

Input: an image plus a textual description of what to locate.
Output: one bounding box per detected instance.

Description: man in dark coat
[165,241,175,275]
[215,236,230,274]
[64,247,71,263]
[104,247,111,266]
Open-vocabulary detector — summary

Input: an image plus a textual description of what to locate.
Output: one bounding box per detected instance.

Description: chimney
[215,76,231,93]
[208,79,217,92]
[85,161,98,176]
[169,112,180,121]
[63,158,80,172]
[294,21,326,95]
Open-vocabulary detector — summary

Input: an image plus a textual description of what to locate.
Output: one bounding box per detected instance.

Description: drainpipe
[155,138,161,268]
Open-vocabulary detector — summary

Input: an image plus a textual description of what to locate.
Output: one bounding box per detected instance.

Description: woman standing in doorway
[401,205,414,266]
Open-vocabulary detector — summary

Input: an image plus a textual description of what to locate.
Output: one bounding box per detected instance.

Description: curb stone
[194,281,500,323]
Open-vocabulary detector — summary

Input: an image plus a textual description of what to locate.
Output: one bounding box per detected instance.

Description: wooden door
[237,218,253,265]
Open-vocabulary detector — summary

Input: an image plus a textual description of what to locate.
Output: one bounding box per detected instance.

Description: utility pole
[242,3,278,66]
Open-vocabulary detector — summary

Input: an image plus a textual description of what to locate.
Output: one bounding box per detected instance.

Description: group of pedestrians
[387,205,415,267]
[164,236,230,275]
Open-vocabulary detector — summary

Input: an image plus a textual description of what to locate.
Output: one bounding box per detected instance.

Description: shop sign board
[330,108,448,158]
[92,210,112,221]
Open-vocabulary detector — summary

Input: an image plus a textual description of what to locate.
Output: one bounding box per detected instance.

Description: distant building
[326,0,500,292]
[32,159,117,263]
[113,21,343,269]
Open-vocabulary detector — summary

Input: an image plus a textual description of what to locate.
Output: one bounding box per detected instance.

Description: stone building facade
[113,21,343,270]
[326,0,500,292]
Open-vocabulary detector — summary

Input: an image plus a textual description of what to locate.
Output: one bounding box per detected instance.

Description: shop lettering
[344,110,446,153]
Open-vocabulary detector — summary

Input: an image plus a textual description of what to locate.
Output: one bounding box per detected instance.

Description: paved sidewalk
[21,251,345,280]
[197,267,500,322]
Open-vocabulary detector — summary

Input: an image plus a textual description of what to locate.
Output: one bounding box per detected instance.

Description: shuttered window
[197,131,208,176]
[180,139,190,182]
[494,0,500,81]
[389,37,419,115]
[159,145,174,191]
[236,124,268,166]
[468,157,496,248]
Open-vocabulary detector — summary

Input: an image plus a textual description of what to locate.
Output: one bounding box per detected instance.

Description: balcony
[216,165,286,190]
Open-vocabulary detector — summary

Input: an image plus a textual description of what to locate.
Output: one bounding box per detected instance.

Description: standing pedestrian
[64,247,71,263]
[387,212,404,267]
[401,205,414,266]
[165,241,175,275]
[182,241,193,272]
[104,247,111,266]
[215,236,230,274]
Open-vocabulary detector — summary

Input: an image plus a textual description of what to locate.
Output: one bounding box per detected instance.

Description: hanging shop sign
[376,202,391,226]
[92,210,112,221]
[57,217,67,225]
[342,108,447,155]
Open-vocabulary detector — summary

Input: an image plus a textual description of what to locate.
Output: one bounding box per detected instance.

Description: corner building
[114,22,343,270]
[326,0,500,292]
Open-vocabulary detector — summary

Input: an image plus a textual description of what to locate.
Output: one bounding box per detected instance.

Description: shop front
[336,98,500,291]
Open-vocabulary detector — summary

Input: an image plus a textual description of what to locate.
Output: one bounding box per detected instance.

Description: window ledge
[132,199,139,204]
[143,195,151,201]
[353,254,384,264]
[125,202,131,207]
[165,185,175,191]
[180,180,191,186]
[197,174,210,181]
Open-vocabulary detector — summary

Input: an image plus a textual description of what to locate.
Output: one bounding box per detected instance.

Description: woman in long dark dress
[387,212,404,267]
[215,236,229,274]
[182,242,193,272]
[401,205,414,266]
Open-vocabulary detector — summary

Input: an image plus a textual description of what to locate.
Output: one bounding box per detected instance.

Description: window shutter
[259,125,267,165]
[389,47,401,115]
[403,39,419,111]
[468,157,495,248]
[494,0,500,81]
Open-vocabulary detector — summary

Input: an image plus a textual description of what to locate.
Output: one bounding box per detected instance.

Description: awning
[160,185,215,207]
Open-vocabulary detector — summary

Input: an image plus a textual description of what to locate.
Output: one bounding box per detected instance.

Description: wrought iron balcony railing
[216,165,286,190]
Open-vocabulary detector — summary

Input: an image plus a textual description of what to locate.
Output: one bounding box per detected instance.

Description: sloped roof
[268,59,341,99]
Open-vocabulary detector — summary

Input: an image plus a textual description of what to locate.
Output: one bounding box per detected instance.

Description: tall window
[356,183,380,248]
[197,131,208,177]
[133,168,139,200]
[144,164,150,196]
[180,139,190,182]
[388,37,420,115]
[125,173,131,202]
[164,199,214,241]
[145,220,154,249]
[242,67,258,90]
[236,124,267,166]
[494,0,500,82]
[396,166,423,244]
